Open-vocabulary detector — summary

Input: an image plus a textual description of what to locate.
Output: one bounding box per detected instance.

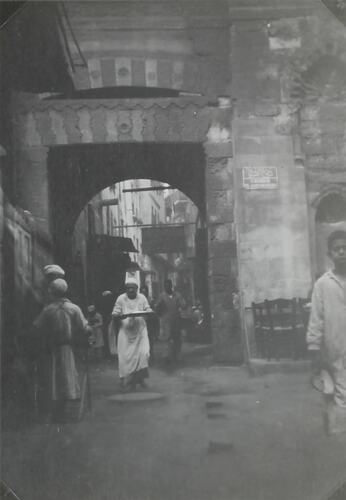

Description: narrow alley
[2,347,346,500]
[2,2,346,500]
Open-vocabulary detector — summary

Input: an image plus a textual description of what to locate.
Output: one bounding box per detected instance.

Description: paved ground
[2,345,346,500]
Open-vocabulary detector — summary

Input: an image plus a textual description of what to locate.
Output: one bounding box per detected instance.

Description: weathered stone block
[300,105,319,121]
[211,308,243,365]
[16,147,50,232]
[302,138,322,157]
[209,240,235,258]
[236,117,277,137]
[209,257,232,276]
[254,102,280,117]
[204,142,233,159]
[236,133,294,156]
[206,172,231,191]
[60,108,82,145]
[18,146,49,164]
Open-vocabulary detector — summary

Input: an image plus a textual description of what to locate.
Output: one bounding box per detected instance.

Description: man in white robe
[112,278,152,391]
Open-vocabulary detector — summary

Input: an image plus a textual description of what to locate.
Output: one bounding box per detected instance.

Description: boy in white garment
[307,230,346,435]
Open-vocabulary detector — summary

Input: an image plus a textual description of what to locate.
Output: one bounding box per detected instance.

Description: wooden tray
[121,311,154,318]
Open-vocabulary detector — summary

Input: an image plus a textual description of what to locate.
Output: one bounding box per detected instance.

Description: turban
[48,278,68,295]
[125,277,138,287]
[43,264,65,278]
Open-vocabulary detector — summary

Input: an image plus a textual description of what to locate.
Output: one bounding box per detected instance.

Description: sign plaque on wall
[242,166,278,190]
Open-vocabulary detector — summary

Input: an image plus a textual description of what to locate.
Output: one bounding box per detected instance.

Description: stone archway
[48,142,206,265]
[13,94,240,363]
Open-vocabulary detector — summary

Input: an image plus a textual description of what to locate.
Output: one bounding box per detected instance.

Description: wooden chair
[251,301,272,360]
[297,298,310,358]
[264,298,305,360]
[252,298,307,361]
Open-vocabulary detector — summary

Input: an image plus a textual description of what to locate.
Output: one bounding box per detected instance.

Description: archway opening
[315,192,346,276]
[48,142,206,266]
[47,142,210,350]
[72,178,208,325]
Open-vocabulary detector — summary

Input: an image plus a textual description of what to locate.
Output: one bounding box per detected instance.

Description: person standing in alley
[43,264,65,283]
[87,305,104,359]
[307,230,346,435]
[30,264,67,416]
[42,264,66,306]
[99,290,114,357]
[33,279,90,422]
[112,277,153,391]
[156,279,185,368]
[140,284,158,363]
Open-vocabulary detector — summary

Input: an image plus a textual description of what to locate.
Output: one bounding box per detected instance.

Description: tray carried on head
[121,311,154,318]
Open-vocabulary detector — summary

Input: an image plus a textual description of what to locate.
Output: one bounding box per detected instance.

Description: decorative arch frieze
[13,96,212,147]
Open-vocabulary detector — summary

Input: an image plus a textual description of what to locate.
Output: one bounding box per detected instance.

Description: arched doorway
[48,143,211,340]
[14,95,239,363]
[70,176,211,352]
[47,142,206,269]
[69,179,209,302]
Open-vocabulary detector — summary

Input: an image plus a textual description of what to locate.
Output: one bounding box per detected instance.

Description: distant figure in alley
[112,277,153,391]
[33,279,89,422]
[43,264,65,283]
[100,290,115,357]
[156,279,185,368]
[307,230,346,435]
[140,284,159,363]
[87,305,104,359]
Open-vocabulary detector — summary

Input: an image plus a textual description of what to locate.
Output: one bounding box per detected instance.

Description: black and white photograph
[1,1,346,499]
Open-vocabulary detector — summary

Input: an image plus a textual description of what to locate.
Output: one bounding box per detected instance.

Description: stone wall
[230,9,346,357]
[63,1,231,99]
[302,102,346,197]
[230,17,312,356]
[231,18,312,309]
[10,2,346,363]
[14,146,50,234]
[301,101,346,277]
[0,169,3,345]
[204,102,240,363]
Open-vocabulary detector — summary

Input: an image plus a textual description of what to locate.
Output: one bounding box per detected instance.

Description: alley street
[2,3,346,500]
[2,347,346,500]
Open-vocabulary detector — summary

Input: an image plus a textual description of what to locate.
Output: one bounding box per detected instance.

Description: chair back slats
[265,298,297,330]
[251,297,308,360]
[252,301,270,330]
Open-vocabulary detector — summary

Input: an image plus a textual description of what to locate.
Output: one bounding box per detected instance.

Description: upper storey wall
[63,1,231,98]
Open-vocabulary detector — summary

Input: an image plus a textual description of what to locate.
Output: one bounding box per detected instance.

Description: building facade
[2,0,346,364]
